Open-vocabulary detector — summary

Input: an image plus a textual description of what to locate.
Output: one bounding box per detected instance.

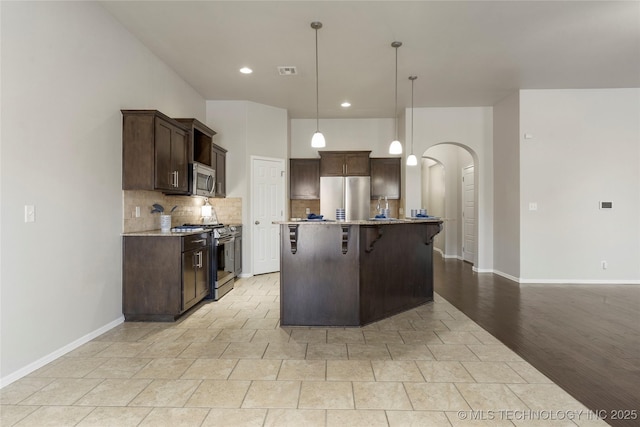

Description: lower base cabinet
[123,233,210,321]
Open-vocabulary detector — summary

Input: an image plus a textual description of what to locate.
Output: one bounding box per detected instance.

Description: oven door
[213,235,235,300]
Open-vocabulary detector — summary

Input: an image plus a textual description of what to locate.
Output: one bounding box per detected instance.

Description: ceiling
[100,1,640,119]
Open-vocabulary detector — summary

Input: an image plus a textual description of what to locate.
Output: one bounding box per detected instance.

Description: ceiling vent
[278,66,297,76]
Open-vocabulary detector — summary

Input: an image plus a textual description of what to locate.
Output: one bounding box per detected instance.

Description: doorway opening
[422,143,477,265]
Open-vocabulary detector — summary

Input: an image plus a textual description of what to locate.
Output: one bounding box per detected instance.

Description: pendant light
[406,76,418,166]
[311,21,325,148]
[388,41,403,155]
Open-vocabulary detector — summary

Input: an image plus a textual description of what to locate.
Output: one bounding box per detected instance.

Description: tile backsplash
[289,198,402,220]
[123,190,242,233]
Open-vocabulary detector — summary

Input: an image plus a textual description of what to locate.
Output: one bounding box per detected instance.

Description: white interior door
[462,165,475,264]
[252,157,284,275]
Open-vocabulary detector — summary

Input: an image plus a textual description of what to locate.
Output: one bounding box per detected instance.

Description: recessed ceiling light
[341,102,351,108]
[239,67,253,74]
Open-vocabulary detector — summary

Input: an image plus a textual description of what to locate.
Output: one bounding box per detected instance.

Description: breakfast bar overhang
[278,219,443,327]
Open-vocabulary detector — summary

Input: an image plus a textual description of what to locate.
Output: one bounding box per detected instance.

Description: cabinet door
[155,117,189,193]
[371,158,401,199]
[345,153,371,176]
[155,119,174,191]
[195,248,209,299]
[234,235,242,277]
[320,153,346,176]
[182,250,197,311]
[171,126,189,192]
[290,159,320,199]
[213,145,226,198]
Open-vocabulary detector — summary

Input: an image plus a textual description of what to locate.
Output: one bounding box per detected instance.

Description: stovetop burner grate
[171,223,225,232]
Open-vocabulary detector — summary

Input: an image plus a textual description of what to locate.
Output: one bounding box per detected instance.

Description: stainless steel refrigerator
[320,176,371,221]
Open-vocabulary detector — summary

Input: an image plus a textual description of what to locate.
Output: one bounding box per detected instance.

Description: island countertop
[275,218,441,226]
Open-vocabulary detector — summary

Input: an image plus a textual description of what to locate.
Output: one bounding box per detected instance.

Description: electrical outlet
[305,208,310,215]
[601,260,608,270]
[529,202,538,211]
[24,205,35,223]
[135,206,141,218]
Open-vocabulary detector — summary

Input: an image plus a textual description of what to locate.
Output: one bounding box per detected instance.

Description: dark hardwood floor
[434,256,640,427]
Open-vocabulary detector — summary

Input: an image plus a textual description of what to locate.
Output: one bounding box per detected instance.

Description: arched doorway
[422,157,446,256]
[422,143,477,265]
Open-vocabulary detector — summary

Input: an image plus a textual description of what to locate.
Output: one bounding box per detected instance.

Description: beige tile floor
[1,273,609,426]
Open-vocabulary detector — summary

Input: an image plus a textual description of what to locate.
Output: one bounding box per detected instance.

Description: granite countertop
[123,223,244,237]
[122,229,208,237]
[275,218,442,225]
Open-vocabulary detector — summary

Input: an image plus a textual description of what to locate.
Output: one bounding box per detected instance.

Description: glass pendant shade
[406,154,418,166]
[388,41,403,155]
[311,131,326,148]
[389,140,403,155]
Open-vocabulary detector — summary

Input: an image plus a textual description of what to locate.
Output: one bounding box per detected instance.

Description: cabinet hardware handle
[191,239,206,244]
[197,251,203,268]
[171,171,179,187]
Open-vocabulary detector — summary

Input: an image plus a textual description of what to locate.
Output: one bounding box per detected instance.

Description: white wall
[493,92,521,279]
[519,89,640,282]
[206,101,288,276]
[405,107,494,271]
[0,2,205,384]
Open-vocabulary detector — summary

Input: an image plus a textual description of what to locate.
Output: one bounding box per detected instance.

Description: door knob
[255,220,260,225]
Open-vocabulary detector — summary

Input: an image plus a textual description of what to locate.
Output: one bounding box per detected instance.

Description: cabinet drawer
[183,232,210,251]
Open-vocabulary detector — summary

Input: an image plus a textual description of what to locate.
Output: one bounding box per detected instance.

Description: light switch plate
[528,202,538,211]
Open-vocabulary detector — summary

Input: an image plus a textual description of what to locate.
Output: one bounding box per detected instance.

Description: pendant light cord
[409,75,417,155]
[394,45,398,140]
[315,25,320,133]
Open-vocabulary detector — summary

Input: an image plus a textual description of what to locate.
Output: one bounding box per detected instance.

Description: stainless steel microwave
[190,163,216,197]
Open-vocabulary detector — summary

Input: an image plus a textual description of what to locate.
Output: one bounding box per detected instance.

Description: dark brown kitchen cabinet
[290,159,320,199]
[175,118,217,167]
[212,144,227,197]
[319,151,371,176]
[123,233,210,321]
[122,110,189,194]
[370,157,401,199]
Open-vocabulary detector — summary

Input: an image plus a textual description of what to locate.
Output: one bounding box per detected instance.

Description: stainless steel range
[171,224,235,300]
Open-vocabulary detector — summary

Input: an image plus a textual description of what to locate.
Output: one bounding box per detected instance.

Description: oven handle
[215,236,235,246]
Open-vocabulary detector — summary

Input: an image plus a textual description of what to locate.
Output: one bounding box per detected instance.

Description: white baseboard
[492,269,520,282]
[0,315,124,389]
[518,278,640,285]
[238,273,253,279]
[473,266,495,274]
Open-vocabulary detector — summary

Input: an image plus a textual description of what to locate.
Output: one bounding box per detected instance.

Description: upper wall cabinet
[370,157,401,199]
[212,144,227,198]
[122,110,189,194]
[290,159,320,199]
[175,118,216,167]
[176,118,226,198]
[319,151,371,176]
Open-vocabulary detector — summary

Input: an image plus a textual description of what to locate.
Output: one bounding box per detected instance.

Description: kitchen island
[278,219,442,327]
